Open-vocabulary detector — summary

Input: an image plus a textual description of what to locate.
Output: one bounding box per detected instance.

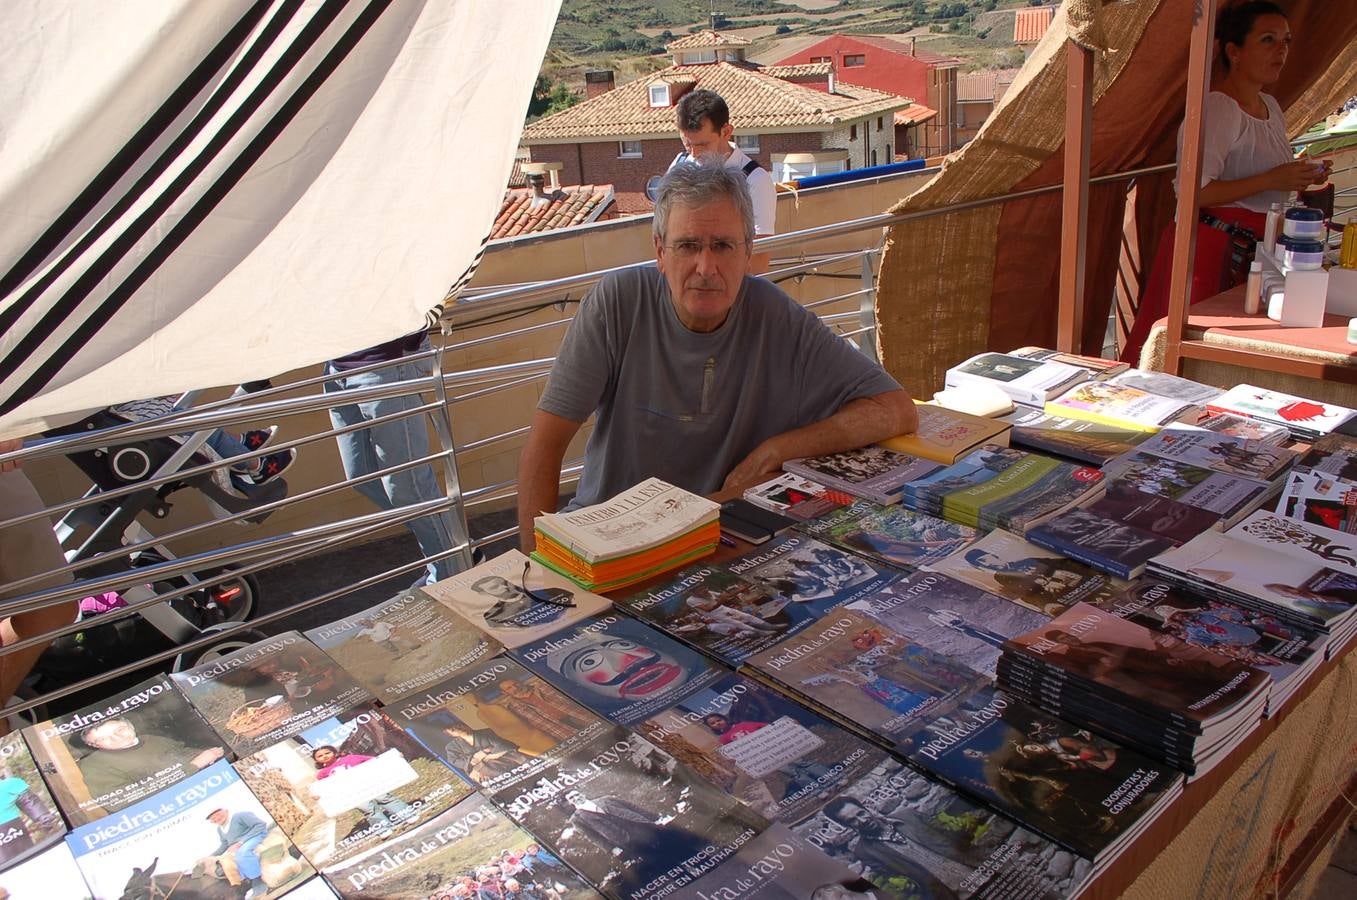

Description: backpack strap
[742,158,760,176]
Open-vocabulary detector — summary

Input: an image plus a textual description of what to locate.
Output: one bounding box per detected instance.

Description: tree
[527,76,580,120]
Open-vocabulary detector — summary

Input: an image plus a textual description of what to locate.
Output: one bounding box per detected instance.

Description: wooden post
[1164,0,1218,375]
[1058,40,1094,353]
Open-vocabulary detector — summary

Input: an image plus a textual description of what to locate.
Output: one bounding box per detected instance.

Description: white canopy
[0,0,558,437]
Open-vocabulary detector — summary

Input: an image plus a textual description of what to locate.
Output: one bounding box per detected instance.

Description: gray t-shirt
[538,266,901,507]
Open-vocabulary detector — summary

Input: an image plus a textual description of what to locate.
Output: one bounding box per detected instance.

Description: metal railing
[0,156,1289,717]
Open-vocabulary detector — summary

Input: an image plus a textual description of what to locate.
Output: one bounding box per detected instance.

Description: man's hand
[191,747,225,769]
[0,438,22,474]
[517,409,585,552]
[721,438,785,492]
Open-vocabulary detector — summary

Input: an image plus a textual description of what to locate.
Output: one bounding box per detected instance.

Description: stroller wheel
[173,625,271,671]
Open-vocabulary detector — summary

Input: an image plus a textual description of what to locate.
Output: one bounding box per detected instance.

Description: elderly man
[517,162,914,551]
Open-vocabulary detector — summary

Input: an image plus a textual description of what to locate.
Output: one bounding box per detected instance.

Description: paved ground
[1310,817,1357,898]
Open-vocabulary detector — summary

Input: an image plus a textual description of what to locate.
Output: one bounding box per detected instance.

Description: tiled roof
[521,62,911,143]
[843,34,962,67]
[994,67,1021,104]
[666,30,751,50]
[957,72,999,103]
[760,62,834,80]
[894,104,938,126]
[1014,7,1054,44]
[491,184,614,239]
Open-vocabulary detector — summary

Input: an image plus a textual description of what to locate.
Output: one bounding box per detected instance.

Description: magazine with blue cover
[797,499,978,572]
[511,613,726,725]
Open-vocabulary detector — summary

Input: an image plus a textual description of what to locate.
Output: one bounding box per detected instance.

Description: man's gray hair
[653,161,755,246]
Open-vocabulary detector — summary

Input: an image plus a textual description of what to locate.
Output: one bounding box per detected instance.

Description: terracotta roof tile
[894,104,937,126]
[491,184,615,239]
[957,72,999,102]
[1014,7,1054,45]
[843,34,962,67]
[760,62,834,80]
[522,62,910,143]
[666,30,751,50]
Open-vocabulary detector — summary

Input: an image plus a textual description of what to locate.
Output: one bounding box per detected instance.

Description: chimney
[526,172,551,207]
[584,69,615,99]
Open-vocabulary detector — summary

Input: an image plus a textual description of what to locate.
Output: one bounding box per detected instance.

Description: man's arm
[721,390,916,491]
[517,409,586,552]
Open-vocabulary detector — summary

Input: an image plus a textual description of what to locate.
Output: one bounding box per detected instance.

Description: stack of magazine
[741,471,852,521]
[998,603,1271,778]
[1044,381,1199,434]
[1208,385,1357,442]
[795,498,979,572]
[530,477,721,591]
[944,352,1090,407]
[781,445,942,505]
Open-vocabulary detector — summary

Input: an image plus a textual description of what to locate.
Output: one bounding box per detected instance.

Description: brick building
[520,31,911,215]
[769,34,962,158]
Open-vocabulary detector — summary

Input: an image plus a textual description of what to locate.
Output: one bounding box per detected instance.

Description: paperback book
[65,760,314,900]
[618,534,899,666]
[319,791,597,899]
[24,675,231,827]
[791,753,1095,899]
[395,657,609,796]
[893,684,1183,863]
[1101,451,1275,528]
[846,571,1050,678]
[1115,429,1296,483]
[1011,346,1130,379]
[634,671,888,825]
[741,472,853,521]
[878,403,1012,465]
[747,609,983,749]
[0,731,64,871]
[234,705,470,867]
[171,632,374,757]
[1275,470,1357,533]
[797,499,978,572]
[1000,408,1151,466]
[1106,369,1224,404]
[1229,509,1357,572]
[304,589,501,704]
[782,446,942,506]
[1295,433,1357,480]
[490,726,769,900]
[0,844,92,899]
[1025,507,1179,579]
[1207,385,1357,440]
[926,529,1127,617]
[420,549,612,649]
[1044,381,1198,434]
[944,353,1089,408]
[1084,481,1222,542]
[511,613,725,726]
[1188,412,1290,445]
[532,477,720,564]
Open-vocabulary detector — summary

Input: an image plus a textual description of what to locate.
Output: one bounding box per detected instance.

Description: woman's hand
[1264,159,1329,193]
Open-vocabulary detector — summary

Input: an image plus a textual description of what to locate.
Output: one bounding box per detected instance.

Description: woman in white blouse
[1122,1,1330,363]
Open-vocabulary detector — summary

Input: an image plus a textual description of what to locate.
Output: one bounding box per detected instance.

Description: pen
[719,534,736,547]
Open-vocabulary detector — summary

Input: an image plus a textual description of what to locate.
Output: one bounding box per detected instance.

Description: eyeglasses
[521,561,576,608]
[664,238,747,259]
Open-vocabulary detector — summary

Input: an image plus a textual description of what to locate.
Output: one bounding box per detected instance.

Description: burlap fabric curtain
[875,0,1357,398]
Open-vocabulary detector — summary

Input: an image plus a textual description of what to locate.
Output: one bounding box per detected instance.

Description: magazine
[303,589,501,703]
[282,879,339,898]
[1187,412,1290,446]
[1229,509,1357,572]
[878,403,1013,465]
[1044,381,1197,433]
[618,534,900,666]
[532,477,719,563]
[420,549,612,648]
[1025,507,1178,579]
[511,613,725,726]
[0,732,64,871]
[634,671,888,825]
[1208,385,1357,438]
[893,685,1182,862]
[1117,429,1296,482]
[24,675,231,827]
[935,450,1105,534]
[66,760,314,900]
[791,754,1094,899]
[669,823,876,899]
[742,473,853,521]
[235,705,470,867]
[171,632,374,757]
[491,726,768,900]
[319,791,597,899]
[798,499,978,572]
[1275,470,1357,533]
[0,844,92,899]
[1085,481,1222,543]
[783,446,943,506]
[394,657,609,795]
[1101,451,1274,527]
[1107,369,1224,404]
[846,571,1050,678]
[1011,346,1130,378]
[1295,433,1357,480]
[944,353,1088,408]
[999,407,1151,466]
[748,609,983,748]
[925,529,1126,617]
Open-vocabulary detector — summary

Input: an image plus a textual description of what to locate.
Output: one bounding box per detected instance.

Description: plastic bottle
[1244,260,1263,314]
[1342,220,1357,270]
[1262,202,1283,256]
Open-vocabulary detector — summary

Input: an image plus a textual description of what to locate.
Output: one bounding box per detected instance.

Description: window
[843,54,865,67]
[871,150,878,167]
[810,55,832,64]
[735,134,760,154]
[648,83,669,107]
[886,143,892,161]
[849,124,857,141]
[877,116,883,131]
[681,49,717,65]
[618,140,642,158]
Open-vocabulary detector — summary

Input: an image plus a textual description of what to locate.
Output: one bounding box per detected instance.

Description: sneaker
[239,426,277,452]
[244,449,296,485]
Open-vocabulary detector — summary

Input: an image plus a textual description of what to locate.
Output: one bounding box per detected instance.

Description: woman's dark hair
[1216,2,1287,72]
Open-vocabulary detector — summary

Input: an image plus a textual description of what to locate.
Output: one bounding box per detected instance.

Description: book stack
[998,603,1271,778]
[1208,384,1357,441]
[1185,411,1291,445]
[1148,531,1357,655]
[1276,469,1357,532]
[531,477,720,591]
[1001,406,1152,465]
[1011,345,1132,378]
[878,402,1012,464]
[944,351,1090,407]
[1295,432,1357,480]
[796,498,978,572]
[901,443,1106,534]
[1107,369,1224,405]
[741,471,852,521]
[1229,509,1357,574]
[1045,381,1199,434]
[782,445,942,506]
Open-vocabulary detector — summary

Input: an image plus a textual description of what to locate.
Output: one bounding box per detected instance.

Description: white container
[1283,207,1325,240]
[1263,202,1283,256]
[1281,239,1325,271]
[1279,268,1328,328]
[1244,261,1263,314]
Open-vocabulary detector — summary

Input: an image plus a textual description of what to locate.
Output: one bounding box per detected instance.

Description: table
[1140,285,1357,407]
